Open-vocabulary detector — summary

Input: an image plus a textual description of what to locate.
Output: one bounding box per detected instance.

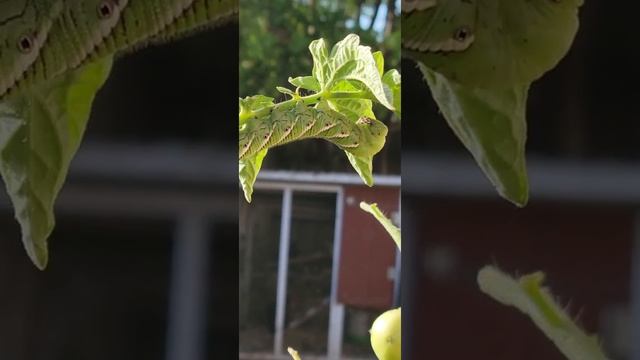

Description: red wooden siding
[407,198,633,360]
[337,185,400,310]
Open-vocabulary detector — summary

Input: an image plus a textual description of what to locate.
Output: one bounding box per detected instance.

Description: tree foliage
[241,0,399,97]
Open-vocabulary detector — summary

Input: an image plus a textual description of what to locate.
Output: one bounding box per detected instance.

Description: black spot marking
[454,27,471,42]
[98,1,114,19]
[17,34,34,53]
[357,116,374,125]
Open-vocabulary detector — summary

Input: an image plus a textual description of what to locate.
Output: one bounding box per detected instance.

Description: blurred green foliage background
[240,0,400,174]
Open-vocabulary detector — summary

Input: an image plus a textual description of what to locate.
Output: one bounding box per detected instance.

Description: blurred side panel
[403,2,640,359]
[0,15,238,360]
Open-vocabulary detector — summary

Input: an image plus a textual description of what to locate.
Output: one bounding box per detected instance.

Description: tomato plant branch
[238,90,374,123]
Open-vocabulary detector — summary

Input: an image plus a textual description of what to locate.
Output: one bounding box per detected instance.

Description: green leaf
[345,151,374,187]
[326,98,375,122]
[360,202,401,250]
[0,56,114,269]
[372,51,385,76]
[327,34,394,110]
[239,95,275,110]
[309,38,331,89]
[329,79,363,93]
[478,266,610,360]
[288,76,320,92]
[239,95,275,125]
[239,149,268,202]
[382,69,402,118]
[421,64,529,207]
[276,86,295,98]
[321,90,374,122]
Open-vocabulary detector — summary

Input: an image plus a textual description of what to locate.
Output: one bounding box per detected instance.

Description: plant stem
[239,90,373,123]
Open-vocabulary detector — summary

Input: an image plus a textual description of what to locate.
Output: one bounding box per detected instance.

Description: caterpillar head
[354,116,388,157]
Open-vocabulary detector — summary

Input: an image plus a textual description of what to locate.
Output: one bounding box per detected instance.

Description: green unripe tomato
[370,307,401,360]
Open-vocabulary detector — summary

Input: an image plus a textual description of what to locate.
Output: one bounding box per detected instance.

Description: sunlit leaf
[239,149,268,202]
[0,56,113,269]
[421,65,528,207]
[360,202,401,250]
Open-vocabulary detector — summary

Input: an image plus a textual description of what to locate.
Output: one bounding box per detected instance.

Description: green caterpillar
[239,103,388,160]
[402,0,582,88]
[0,1,63,97]
[0,0,238,99]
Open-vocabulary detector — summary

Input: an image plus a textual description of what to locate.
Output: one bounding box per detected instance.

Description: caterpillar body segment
[239,103,387,160]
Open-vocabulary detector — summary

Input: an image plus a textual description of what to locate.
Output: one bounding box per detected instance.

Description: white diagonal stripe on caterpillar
[239,102,388,161]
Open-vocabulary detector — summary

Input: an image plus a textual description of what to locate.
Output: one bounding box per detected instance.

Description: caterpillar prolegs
[239,103,388,160]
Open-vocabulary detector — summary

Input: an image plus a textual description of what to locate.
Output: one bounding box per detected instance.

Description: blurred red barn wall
[407,198,632,360]
[338,185,400,310]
